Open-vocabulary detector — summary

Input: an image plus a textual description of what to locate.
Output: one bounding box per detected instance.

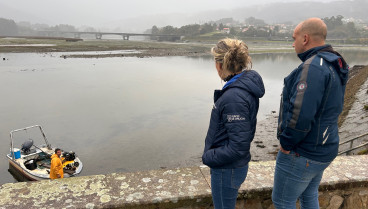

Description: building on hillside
[222,28,230,34]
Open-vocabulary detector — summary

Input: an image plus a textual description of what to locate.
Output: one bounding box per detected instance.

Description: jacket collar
[223,71,245,89]
[214,89,222,103]
[297,44,331,62]
[214,71,245,102]
[213,72,243,102]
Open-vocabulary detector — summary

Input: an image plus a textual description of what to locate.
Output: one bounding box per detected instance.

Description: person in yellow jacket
[50,148,64,179]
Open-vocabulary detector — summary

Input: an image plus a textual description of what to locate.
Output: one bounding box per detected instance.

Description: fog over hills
[1,0,367,32]
[230,0,368,23]
[0,3,47,24]
[104,0,368,32]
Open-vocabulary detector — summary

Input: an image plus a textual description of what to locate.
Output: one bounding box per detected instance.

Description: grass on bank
[358,149,368,155]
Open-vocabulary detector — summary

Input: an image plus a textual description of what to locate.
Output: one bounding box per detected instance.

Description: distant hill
[0,3,47,24]
[229,0,368,24]
[107,0,368,32]
[1,0,367,32]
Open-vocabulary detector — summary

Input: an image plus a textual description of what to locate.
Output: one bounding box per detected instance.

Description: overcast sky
[1,0,337,27]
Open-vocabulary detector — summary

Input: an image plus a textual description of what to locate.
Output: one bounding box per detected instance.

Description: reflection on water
[8,164,30,183]
[1,49,367,184]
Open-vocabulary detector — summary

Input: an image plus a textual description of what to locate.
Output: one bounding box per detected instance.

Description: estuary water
[1,49,367,185]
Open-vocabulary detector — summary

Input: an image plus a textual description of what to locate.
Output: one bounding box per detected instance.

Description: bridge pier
[122,35,130,40]
[95,33,102,39]
[74,33,81,39]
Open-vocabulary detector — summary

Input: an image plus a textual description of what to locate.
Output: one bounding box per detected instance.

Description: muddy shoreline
[0,38,212,56]
[0,38,300,58]
[2,38,367,59]
[62,49,209,59]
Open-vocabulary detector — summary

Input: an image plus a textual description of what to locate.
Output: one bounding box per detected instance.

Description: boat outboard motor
[67,151,76,161]
[62,151,68,158]
[24,159,37,170]
[63,151,76,161]
[21,139,34,153]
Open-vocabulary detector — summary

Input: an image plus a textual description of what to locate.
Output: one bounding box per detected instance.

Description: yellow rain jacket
[50,154,64,179]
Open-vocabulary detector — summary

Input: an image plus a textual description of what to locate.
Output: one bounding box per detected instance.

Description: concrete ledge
[0,167,212,208]
[0,155,367,209]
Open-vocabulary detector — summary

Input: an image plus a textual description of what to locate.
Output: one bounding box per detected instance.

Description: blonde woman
[202,38,265,208]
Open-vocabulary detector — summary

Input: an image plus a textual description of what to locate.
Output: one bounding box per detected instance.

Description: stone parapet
[0,155,367,209]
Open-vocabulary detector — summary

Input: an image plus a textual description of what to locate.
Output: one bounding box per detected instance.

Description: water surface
[1,49,367,185]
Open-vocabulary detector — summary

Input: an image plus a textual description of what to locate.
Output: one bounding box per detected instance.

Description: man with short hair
[272,18,349,208]
[50,148,64,179]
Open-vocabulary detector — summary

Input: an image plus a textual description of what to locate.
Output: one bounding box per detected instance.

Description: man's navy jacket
[202,70,265,168]
[277,45,349,162]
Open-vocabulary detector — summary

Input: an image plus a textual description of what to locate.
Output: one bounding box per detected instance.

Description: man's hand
[280,146,290,154]
[57,174,61,178]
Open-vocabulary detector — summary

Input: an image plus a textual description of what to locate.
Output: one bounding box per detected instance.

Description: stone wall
[234,186,368,209]
[0,155,367,209]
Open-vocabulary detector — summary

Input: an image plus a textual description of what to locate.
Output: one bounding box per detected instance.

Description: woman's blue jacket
[202,70,265,168]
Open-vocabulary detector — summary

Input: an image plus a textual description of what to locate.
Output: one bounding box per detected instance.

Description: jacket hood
[228,70,265,98]
[298,45,349,85]
[297,45,329,62]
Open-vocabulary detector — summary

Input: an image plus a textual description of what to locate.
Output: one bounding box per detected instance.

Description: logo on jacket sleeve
[227,115,245,122]
[338,58,343,68]
[297,81,307,92]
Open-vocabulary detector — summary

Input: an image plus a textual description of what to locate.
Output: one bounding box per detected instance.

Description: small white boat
[7,125,83,181]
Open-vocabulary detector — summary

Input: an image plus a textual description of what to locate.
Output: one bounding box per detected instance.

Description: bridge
[37,31,182,41]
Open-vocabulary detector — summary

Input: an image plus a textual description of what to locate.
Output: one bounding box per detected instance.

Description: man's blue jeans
[210,165,248,209]
[272,150,331,209]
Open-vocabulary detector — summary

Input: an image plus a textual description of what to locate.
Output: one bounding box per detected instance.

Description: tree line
[150,17,275,38]
[1,16,367,42]
[0,18,18,36]
[0,17,94,37]
[150,16,368,41]
[322,15,367,39]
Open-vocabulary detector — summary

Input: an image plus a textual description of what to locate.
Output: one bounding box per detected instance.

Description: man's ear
[303,34,309,46]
